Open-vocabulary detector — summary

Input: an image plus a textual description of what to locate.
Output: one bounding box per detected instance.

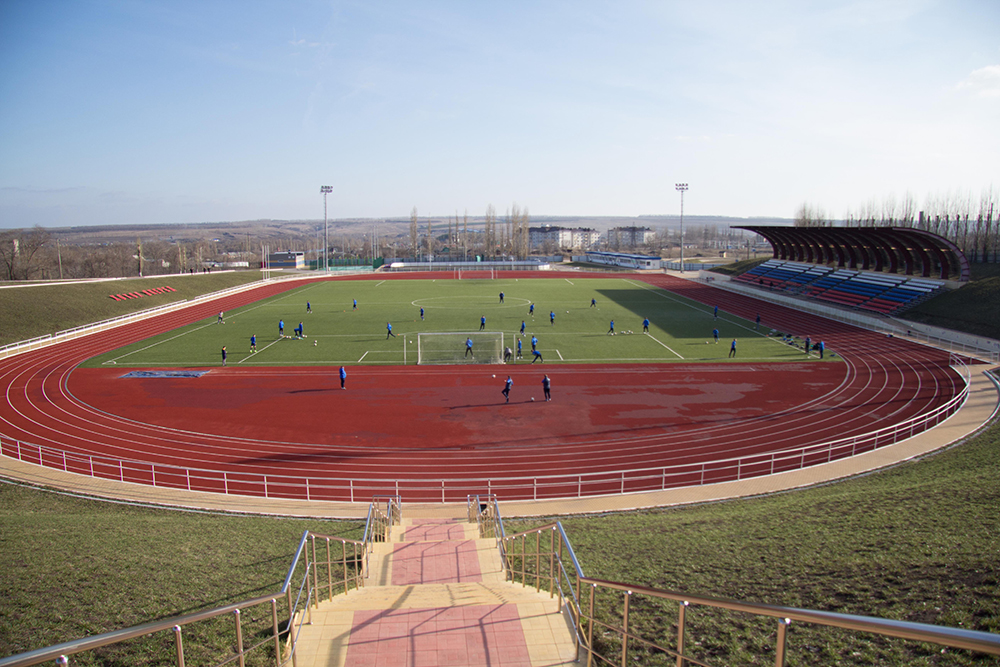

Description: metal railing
[0,497,401,667]
[0,362,972,503]
[494,506,1000,666]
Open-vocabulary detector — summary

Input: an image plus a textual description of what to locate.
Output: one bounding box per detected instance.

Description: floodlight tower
[320,185,333,272]
[675,183,688,272]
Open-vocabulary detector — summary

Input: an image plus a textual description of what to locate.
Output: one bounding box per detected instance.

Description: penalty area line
[646,332,684,359]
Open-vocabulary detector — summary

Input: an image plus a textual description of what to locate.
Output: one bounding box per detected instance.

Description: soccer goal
[417,332,505,365]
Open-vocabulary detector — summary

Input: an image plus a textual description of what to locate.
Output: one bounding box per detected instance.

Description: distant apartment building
[607,226,655,247]
[528,225,600,251]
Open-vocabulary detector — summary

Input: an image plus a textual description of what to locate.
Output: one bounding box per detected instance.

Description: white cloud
[955,65,1000,99]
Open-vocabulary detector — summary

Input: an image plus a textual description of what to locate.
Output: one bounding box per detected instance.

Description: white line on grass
[374,280,386,287]
[358,351,369,362]
[565,278,574,285]
[624,278,786,350]
[237,338,283,364]
[104,321,220,364]
[645,333,684,359]
[556,349,564,360]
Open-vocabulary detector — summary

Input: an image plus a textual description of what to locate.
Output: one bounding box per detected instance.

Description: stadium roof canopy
[734,226,970,282]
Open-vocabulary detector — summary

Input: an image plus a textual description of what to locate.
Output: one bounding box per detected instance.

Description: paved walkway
[293,518,577,667]
[2,366,996,519]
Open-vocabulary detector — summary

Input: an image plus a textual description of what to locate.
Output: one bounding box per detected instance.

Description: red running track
[0,273,964,502]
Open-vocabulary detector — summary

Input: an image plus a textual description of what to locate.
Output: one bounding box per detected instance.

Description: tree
[794,204,830,227]
[0,226,51,280]
[462,210,469,260]
[484,204,497,258]
[409,207,419,258]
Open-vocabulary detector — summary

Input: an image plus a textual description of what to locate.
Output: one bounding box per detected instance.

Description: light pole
[675,183,688,272]
[320,186,333,272]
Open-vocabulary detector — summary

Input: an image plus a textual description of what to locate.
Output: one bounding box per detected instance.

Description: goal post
[417,332,505,365]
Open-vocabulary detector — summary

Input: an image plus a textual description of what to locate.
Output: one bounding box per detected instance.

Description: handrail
[1,366,971,502]
[493,503,1000,665]
[0,496,397,667]
[579,576,1000,656]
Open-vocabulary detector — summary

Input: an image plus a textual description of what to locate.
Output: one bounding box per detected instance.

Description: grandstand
[734,258,946,315]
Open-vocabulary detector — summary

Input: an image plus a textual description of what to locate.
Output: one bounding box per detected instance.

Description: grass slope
[0,271,262,348]
[0,483,357,665]
[901,265,1000,340]
[507,416,1000,666]
[83,277,817,368]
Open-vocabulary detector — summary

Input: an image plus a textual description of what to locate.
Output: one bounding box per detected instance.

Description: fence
[471,495,1000,666]
[0,496,401,667]
[0,363,972,503]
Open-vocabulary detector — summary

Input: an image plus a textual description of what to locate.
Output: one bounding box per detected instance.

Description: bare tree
[409,207,419,258]
[794,203,830,227]
[0,227,51,280]
[484,204,496,258]
[463,210,469,260]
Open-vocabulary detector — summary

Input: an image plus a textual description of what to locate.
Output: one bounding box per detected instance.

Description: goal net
[417,332,505,365]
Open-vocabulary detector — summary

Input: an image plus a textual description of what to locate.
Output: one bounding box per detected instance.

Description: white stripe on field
[646,333,684,359]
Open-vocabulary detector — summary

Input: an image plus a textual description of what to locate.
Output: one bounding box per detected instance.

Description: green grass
[0,271,262,348]
[0,482,359,665]
[708,257,769,276]
[901,264,1000,340]
[507,417,1000,666]
[82,277,822,368]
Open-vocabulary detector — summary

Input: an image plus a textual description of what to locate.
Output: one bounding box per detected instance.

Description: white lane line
[646,332,684,359]
[237,337,283,364]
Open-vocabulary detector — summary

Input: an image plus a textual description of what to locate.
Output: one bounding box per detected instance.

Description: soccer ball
[492,374,496,378]
[531,397,535,401]
[313,340,317,346]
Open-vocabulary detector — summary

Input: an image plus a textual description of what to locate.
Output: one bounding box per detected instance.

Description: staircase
[292,515,578,666]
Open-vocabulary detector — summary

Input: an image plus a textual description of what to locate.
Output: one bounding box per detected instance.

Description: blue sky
[1,0,998,229]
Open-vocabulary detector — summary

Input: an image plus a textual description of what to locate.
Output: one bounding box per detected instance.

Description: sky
[1,0,998,229]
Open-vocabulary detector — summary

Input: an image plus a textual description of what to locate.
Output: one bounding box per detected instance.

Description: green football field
[83,277,820,368]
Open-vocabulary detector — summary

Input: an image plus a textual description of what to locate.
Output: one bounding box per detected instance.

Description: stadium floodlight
[675,183,688,272]
[320,185,333,272]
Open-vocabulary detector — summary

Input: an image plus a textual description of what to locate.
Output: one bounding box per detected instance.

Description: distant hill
[44,215,794,245]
